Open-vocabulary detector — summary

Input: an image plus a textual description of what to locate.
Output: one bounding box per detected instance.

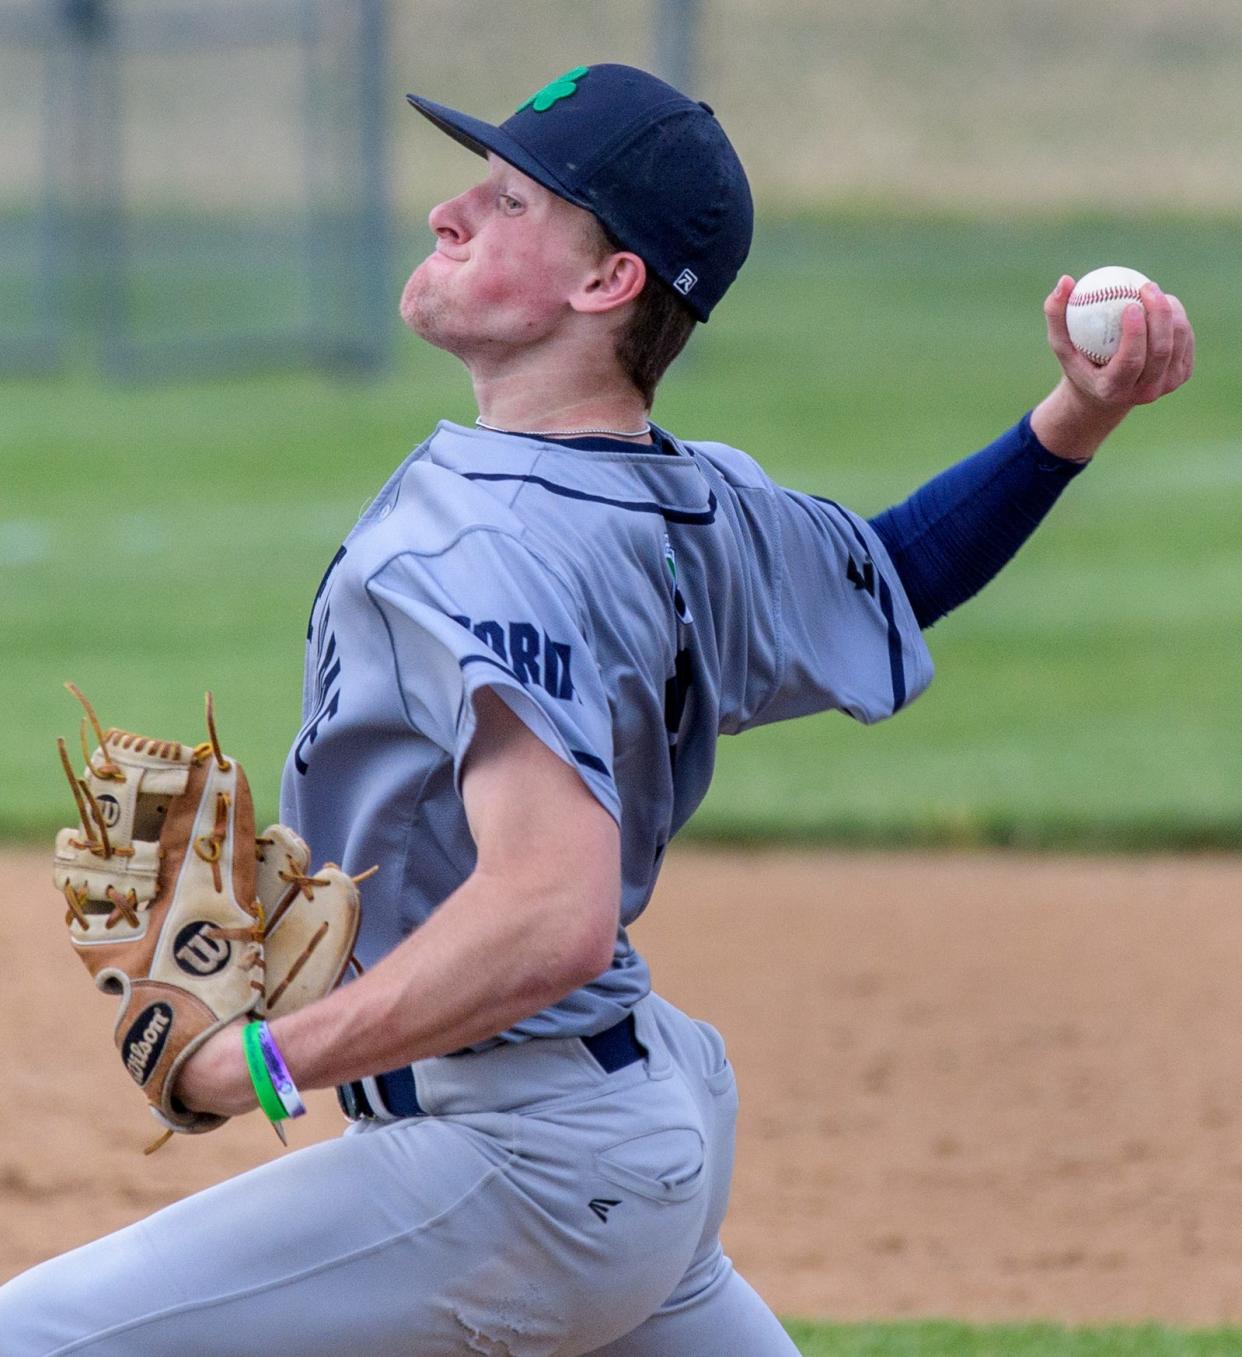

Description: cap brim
[405,95,592,211]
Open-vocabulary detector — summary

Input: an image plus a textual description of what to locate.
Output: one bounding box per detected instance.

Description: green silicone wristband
[243,1021,289,1123]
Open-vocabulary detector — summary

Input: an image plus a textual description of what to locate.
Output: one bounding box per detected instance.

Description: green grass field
[783,1321,1242,1355]
[3,210,1239,844]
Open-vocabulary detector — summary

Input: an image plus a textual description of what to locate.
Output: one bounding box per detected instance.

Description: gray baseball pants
[0,993,800,1355]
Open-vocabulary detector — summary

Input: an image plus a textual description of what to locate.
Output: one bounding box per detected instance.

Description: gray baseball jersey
[0,421,935,1357]
[281,420,933,1040]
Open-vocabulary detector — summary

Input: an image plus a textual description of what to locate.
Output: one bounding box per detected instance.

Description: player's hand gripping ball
[1045,264,1193,413]
[1065,265,1151,365]
[52,685,363,1149]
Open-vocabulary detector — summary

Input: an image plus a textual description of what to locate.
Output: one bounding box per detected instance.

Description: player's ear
[572,251,646,316]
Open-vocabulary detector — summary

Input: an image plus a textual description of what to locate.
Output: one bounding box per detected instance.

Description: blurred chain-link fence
[4,0,1239,380]
[1,0,388,379]
[392,1,1242,215]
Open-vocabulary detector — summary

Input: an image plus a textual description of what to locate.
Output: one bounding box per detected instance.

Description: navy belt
[337,1012,644,1122]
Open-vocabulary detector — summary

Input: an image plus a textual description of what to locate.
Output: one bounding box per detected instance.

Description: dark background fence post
[1,0,394,382]
[653,0,700,96]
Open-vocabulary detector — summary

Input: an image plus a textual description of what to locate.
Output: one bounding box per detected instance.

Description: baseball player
[1,63,1193,1356]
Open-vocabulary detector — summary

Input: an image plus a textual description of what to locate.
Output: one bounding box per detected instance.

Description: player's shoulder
[346,425,589,615]
[674,434,775,493]
[401,419,720,542]
[367,423,536,557]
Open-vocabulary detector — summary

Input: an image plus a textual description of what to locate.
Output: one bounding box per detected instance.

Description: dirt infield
[4,846,1242,1324]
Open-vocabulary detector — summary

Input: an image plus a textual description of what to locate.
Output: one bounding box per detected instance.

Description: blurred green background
[782,1320,1242,1355]
[5,210,1238,846]
[2,0,1239,848]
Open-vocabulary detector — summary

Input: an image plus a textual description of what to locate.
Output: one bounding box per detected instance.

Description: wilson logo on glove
[53,684,367,1153]
[122,1004,174,1086]
[96,793,122,828]
[173,921,233,977]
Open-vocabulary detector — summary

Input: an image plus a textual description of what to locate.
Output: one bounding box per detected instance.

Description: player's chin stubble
[398,262,458,350]
[399,267,434,333]
[399,269,495,363]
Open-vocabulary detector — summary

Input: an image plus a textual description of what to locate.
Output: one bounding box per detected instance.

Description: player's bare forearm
[285,864,615,1085]
[1032,275,1194,462]
[1029,377,1129,463]
[178,873,615,1117]
[178,690,621,1117]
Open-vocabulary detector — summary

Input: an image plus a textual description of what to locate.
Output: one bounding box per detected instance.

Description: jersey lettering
[294,610,343,775]
[451,615,575,701]
[510,623,541,685]
[307,544,347,639]
[472,620,507,659]
[846,554,877,598]
[544,636,573,700]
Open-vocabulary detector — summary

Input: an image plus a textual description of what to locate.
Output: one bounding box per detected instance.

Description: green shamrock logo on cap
[517,66,589,114]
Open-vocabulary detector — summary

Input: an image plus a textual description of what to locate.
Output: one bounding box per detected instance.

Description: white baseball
[1065,265,1151,365]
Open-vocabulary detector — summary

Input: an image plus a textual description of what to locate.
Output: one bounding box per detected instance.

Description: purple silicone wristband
[256,1022,306,1119]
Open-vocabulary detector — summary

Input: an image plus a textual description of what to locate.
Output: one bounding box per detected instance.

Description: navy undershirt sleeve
[868,412,1089,629]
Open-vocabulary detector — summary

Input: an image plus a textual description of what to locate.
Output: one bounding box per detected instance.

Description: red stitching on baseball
[1069,286,1143,307]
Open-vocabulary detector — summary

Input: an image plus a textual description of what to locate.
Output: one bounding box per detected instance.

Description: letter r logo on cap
[673,269,698,295]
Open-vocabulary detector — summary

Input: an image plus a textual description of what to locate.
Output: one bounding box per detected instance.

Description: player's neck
[467,348,653,444]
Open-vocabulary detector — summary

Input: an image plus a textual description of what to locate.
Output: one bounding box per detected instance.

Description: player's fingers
[1181,312,1196,386]
[1095,300,1147,396]
[1043,275,1076,360]
[1134,282,1175,398]
[1043,275,1074,317]
[1044,274,1109,394]
[1163,296,1188,389]
[1165,294,1196,389]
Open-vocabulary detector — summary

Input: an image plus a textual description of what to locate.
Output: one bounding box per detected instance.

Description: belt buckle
[336,1081,375,1121]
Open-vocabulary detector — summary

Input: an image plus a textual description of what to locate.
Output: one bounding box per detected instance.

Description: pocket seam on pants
[703,1059,735,1098]
[594,1127,706,1204]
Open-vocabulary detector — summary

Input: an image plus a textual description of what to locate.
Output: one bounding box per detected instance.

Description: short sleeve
[744,488,935,729]
[365,528,619,823]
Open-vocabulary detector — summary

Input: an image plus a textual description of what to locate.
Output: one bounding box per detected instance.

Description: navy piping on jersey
[475,427,682,457]
[308,544,347,639]
[460,651,522,682]
[461,471,717,525]
[873,578,905,710]
[801,494,909,713]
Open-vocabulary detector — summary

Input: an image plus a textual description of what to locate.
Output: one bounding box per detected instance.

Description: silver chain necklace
[474,416,652,439]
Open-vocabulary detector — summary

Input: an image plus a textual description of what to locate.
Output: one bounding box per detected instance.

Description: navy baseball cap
[405,63,753,321]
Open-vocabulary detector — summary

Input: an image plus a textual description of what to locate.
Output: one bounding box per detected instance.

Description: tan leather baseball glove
[52,685,362,1147]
